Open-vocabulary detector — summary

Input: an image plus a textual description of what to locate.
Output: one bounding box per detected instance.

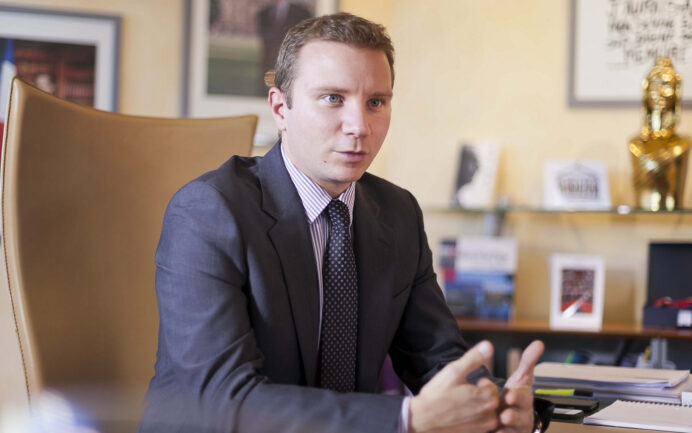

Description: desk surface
[551,422,658,433]
[456,318,692,340]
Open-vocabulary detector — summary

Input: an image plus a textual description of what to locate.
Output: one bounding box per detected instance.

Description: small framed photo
[183,0,339,146]
[543,160,611,210]
[550,254,605,330]
[0,5,120,112]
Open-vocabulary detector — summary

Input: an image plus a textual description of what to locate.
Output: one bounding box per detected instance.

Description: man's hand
[409,340,499,433]
[495,340,545,433]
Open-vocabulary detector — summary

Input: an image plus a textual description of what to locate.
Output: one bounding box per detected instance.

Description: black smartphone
[552,408,584,420]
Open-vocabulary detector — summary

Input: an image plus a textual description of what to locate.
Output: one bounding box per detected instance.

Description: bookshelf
[13,39,96,107]
[426,206,692,216]
[456,318,692,340]
[426,205,692,375]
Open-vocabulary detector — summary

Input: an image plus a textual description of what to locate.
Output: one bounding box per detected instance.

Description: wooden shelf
[426,206,692,215]
[456,318,692,340]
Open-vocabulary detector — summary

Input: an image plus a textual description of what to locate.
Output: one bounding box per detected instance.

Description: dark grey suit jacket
[138,143,473,433]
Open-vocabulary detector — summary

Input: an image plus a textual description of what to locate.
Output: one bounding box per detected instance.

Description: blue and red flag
[0,38,17,145]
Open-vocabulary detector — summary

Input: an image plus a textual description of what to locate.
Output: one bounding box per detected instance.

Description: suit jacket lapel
[259,144,320,386]
[353,181,395,391]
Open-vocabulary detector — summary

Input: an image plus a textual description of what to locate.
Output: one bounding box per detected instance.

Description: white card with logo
[543,160,611,210]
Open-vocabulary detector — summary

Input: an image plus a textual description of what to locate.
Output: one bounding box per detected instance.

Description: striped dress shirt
[280,145,355,334]
[280,145,410,432]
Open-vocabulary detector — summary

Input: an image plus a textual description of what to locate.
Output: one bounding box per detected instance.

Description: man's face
[270,40,393,197]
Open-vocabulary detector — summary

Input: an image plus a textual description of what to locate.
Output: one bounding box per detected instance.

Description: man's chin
[332,168,368,184]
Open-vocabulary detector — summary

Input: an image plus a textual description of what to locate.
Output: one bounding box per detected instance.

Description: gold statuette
[629,58,691,211]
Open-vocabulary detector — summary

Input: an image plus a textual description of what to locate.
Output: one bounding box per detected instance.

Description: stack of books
[534,362,692,404]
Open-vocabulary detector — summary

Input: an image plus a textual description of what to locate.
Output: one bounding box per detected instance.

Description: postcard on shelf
[543,160,611,210]
[549,254,605,330]
[439,236,517,321]
[452,141,499,209]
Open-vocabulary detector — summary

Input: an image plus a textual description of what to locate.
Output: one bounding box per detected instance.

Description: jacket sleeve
[143,180,403,433]
[387,191,492,394]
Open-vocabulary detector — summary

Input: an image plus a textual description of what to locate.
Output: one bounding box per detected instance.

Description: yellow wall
[376,0,692,324]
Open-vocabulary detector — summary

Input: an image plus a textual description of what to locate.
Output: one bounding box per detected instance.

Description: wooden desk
[451,321,692,432]
[549,422,658,433]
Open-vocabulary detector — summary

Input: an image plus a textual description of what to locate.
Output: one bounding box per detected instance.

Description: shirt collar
[280,143,355,225]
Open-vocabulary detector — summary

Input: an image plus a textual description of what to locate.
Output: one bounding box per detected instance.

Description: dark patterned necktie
[318,199,358,392]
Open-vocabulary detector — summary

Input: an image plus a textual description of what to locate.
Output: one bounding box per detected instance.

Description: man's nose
[342,104,371,138]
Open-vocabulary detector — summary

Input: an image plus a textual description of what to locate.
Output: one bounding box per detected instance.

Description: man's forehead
[293,40,392,87]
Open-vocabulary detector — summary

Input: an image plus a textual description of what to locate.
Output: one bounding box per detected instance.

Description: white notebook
[584,400,692,432]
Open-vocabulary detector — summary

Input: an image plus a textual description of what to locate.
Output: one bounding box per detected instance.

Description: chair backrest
[0,78,257,429]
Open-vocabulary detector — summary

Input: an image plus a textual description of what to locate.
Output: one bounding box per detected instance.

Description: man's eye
[369,99,384,108]
[325,94,342,104]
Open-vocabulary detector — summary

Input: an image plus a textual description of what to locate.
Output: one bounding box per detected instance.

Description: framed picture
[549,254,605,330]
[183,0,339,146]
[543,159,611,211]
[0,5,120,112]
[569,0,692,106]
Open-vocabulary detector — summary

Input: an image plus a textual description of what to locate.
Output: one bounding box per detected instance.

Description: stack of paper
[534,362,692,404]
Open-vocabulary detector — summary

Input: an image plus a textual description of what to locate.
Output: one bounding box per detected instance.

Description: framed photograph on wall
[549,254,605,330]
[569,0,692,106]
[0,5,120,112]
[183,0,339,146]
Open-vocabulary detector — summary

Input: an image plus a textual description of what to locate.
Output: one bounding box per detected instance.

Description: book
[584,400,692,432]
[452,141,499,208]
[439,236,516,321]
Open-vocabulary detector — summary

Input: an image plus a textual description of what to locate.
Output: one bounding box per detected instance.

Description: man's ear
[268,87,287,132]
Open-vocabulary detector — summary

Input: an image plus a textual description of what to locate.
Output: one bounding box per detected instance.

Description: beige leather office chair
[0,78,257,432]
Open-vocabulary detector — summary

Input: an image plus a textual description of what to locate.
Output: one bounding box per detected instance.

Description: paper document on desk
[584,400,692,433]
[537,375,692,404]
[534,362,690,388]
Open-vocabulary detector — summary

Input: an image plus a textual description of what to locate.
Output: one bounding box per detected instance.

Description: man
[139,13,543,433]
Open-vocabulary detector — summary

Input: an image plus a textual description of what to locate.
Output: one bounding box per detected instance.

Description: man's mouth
[336,150,367,162]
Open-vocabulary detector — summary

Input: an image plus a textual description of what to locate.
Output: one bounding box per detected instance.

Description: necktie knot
[326,199,350,229]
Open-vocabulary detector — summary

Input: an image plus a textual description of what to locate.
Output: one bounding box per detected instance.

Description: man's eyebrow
[372,91,394,98]
[312,86,349,94]
[311,87,393,97]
